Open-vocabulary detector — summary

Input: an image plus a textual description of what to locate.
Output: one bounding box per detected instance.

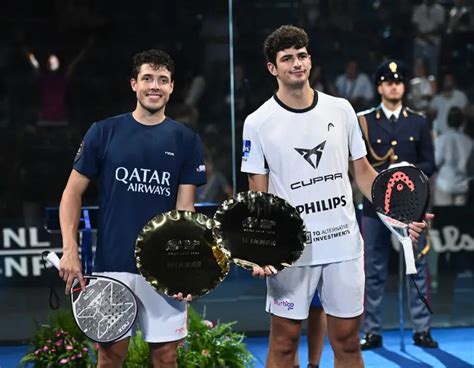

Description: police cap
[374,60,406,85]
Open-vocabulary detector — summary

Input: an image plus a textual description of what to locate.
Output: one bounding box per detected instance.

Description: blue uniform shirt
[358,106,435,218]
[73,113,206,273]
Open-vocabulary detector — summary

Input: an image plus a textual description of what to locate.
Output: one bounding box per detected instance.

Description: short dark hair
[263,25,309,64]
[131,49,175,80]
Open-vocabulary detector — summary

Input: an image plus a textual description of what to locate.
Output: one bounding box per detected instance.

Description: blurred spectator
[412,0,446,78]
[196,154,233,203]
[447,0,472,34]
[310,63,329,92]
[407,57,437,112]
[334,59,374,110]
[434,107,473,205]
[429,72,468,135]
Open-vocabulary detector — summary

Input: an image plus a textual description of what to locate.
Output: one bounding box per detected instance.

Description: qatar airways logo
[115,167,171,196]
[273,299,295,311]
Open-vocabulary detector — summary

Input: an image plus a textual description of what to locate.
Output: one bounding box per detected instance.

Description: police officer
[357,60,438,349]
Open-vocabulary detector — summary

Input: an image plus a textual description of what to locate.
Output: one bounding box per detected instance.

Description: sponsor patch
[242,140,251,158]
[74,141,84,162]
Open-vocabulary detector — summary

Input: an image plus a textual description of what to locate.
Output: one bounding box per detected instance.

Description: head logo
[294,141,326,169]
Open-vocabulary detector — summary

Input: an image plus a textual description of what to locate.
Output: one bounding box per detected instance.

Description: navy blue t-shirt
[73,113,206,273]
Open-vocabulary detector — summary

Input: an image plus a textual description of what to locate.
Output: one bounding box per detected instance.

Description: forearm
[59,190,82,254]
[248,173,268,192]
[350,157,378,201]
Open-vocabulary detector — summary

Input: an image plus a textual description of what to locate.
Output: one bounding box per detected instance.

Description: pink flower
[77,353,83,358]
[59,358,69,364]
[55,339,64,346]
[201,349,210,356]
[71,354,77,361]
[82,347,88,352]
[42,346,49,352]
[46,339,52,343]
[203,320,214,328]
[66,345,73,351]
[34,349,41,355]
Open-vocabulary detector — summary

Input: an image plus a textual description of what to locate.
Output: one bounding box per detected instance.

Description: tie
[389,114,397,124]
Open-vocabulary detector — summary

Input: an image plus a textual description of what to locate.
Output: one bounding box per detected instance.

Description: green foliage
[20,309,95,367]
[21,306,253,368]
[176,307,254,368]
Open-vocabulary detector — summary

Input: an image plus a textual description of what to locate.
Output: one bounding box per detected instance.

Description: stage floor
[2,327,473,368]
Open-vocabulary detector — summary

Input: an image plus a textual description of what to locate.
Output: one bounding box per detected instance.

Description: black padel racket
[371,165,430,274]
[44,251,138,343]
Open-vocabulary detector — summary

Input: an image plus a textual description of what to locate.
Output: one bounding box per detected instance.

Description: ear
[377,84,382,95]
[169,80,174,94]
[267,62,278,76]
[130,78,137,92]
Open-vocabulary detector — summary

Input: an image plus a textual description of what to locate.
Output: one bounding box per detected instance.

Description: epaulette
[356,107,377,117]
[405,107,426,118]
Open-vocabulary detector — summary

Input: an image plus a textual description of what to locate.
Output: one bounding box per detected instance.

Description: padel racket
[43,251,138,343]
[371,165,430,274]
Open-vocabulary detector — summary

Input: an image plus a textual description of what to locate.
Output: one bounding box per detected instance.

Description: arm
[349,156,378,201]
[415,119,436,177]
[248,173,268,192]
[176,184,196,211]
[59,169,90,293]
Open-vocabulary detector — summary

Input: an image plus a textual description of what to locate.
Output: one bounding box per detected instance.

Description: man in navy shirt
[58,49,206,367]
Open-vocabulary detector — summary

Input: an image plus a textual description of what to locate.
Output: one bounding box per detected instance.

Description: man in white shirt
[241,25,428,368]
[429,72,469,136]
[412,0,446,77]
[334,60,374,111]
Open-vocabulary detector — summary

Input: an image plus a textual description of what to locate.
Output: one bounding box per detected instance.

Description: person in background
[358,60,438,350]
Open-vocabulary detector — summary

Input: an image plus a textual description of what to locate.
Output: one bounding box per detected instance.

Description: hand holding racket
[43,251,138,343]
[371,165,430,275]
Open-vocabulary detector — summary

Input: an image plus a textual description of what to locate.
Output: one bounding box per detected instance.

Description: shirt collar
[380,103,403,120]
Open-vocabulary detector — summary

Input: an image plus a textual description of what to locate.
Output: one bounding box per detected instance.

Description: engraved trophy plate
[213,191,307,270]
[136,211,230,297]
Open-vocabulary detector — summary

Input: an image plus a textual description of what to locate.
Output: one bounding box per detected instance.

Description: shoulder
[404,107,426,122]
[318,91,354,112]
[165,117,202,140]
[244,97,278,129]
[356,106,378,118]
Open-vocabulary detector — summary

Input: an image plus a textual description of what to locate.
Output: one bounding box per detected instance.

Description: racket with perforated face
[44,251,138,343]
[371,166,430,274]
[372,166,430,224]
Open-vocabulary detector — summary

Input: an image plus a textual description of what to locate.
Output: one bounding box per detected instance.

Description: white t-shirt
[429,89,468,135]
[241,91,367,266]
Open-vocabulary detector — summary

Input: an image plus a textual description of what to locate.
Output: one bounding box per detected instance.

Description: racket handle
[43,251,61,270]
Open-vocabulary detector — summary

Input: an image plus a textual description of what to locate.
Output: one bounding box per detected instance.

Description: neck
[276,82,314,109]
[381,99,402,111]
[132,105,166,126]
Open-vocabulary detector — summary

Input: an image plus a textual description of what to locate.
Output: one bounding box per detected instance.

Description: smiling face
[130,63,174,115]
[267,47,312,89]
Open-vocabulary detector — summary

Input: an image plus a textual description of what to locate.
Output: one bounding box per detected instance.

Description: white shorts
[95,272,187,343]
[266,255,364,319]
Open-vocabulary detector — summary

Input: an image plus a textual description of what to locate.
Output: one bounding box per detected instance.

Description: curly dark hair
[131,49,175,80]
[263,25,309,64]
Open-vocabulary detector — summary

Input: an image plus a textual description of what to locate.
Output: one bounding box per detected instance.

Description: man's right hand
[60,249,86,294]
[252,265,278,278]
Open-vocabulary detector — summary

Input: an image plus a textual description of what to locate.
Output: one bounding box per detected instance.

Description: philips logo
[165,151,175,156]
[273,299,295,311]
[196,165,206,173]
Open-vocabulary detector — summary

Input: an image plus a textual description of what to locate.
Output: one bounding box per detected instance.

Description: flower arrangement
[20,309,95,367]
[21,306,253,368]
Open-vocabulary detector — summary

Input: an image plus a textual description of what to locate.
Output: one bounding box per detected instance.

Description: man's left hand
[408,213,434,241]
